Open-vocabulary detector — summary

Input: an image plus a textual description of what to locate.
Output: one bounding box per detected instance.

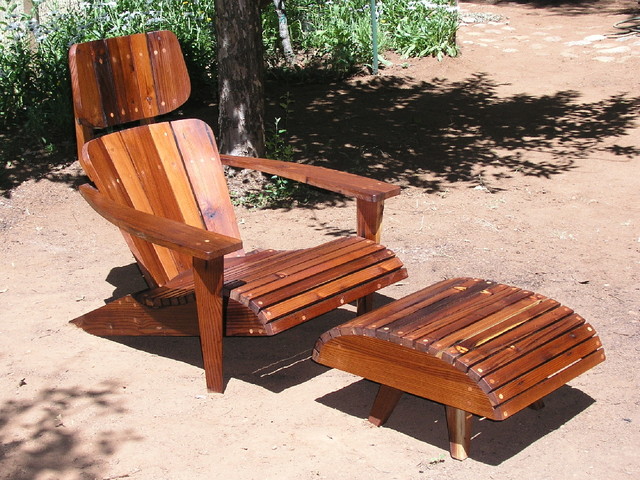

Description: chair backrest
[69,30,190,172]
[83,119,243,286]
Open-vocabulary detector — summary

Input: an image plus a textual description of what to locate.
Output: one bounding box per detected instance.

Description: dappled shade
[283,73,639,193]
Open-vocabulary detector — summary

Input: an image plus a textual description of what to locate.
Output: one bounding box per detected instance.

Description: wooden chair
[68,31,408,392]
[314,278,605,460]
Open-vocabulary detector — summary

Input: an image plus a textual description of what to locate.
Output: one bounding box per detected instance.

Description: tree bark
[214,0,266,157]
[273,0,295,65]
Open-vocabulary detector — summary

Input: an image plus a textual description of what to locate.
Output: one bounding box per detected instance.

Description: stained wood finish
[446,406,472,461]
[69,30,190,162]
[368,384,404,427]
[193,256,225,392]
[313,278,605,459]
[69,32,406,392]
[72,237,407,337]
[220,155,400,203]
[83,119,243,285]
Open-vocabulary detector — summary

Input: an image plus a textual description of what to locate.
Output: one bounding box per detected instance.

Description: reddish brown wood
[315,335,496,418]
[69,30,190,159]
[313,278,605,458]
[69,31,407,392]
[446,406,472,461]
[70,295,199,336]
[193,256,225,392]
[220,154,400,202]
[368,384,404,427]
[80,184,242,260]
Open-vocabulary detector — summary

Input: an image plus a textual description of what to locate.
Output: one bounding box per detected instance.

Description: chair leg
[368,384,404,427]
[193,257,225,393]
[445,406,472,460]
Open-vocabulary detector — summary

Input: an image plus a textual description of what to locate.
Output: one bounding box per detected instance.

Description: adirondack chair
[68,31,408,392]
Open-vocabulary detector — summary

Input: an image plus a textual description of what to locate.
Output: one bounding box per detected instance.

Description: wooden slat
[392,286,527,349]
[147,31,191,114]
[396,283,513,347]
[174,120,243,243]
[85,133,171,283]
[454,303,576,369]
[426,289,535,354]
[478,324,599,392]
[109,35,143,123]
[128,32,157,119]
[456,296,560,352]
[237,244,394,311]
[115,126,188,278]
[266,267,408,335]
[486,336,603,404]
[466,313,587,381]
[372,280,495,342]
[228,237,363,290]
[148,123,205,229]
[230,238,379,296]
[493,348,605,419]
[261,257,405,321]
[343,278,481,335]
[69,42,107,128]
[433,293,545,359]
[91,40,121,126]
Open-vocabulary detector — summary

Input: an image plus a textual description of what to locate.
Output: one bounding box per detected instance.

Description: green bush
[0,0,216,143]
[1,0,458,171]
[262,0,459,73]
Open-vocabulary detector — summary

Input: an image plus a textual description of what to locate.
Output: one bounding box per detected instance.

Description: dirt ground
[1,1,639,478]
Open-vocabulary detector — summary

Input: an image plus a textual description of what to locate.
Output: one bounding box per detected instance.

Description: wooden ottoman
[312,277,605,460]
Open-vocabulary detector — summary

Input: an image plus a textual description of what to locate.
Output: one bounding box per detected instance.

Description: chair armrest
[79,184,243,260]
[220,154,400,202]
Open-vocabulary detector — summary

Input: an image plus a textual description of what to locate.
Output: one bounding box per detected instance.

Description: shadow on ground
[465,0,639,16]
[109,304,355,394]
[316,380,595,465]
[0,382,137,479]
[278,73,639,195]
[88,263,397,394]
[3,71,639,203]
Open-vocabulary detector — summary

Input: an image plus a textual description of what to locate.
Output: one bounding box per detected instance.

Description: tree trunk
[214,0,266,157]
[273,0,295,65]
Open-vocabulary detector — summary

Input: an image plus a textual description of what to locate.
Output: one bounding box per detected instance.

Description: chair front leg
[193,256,225,393]
[356,198,385,314]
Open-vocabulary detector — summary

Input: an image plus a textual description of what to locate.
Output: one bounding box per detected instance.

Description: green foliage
[0,0,216,143]
[262,0,459,76]
[1,0,458,185]
[380,0,459,59]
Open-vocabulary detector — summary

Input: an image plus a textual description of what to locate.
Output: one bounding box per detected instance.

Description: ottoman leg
[368,384,404,427]
[446,406,472,460]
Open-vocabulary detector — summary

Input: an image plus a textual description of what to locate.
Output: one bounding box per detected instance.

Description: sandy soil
[1,1,639,478]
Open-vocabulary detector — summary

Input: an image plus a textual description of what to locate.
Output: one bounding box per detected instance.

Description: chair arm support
[220,154,400,202]
[79,184,243,260]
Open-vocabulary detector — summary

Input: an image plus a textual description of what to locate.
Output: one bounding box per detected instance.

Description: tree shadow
[0,382,138,479]
[277,73,639,197]
[463,0,639,16]
[316,379,595,465]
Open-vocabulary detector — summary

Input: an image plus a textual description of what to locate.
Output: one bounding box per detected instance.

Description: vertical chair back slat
[69,31,191,162]
[83,119,243,286]
[172,120,243,241]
